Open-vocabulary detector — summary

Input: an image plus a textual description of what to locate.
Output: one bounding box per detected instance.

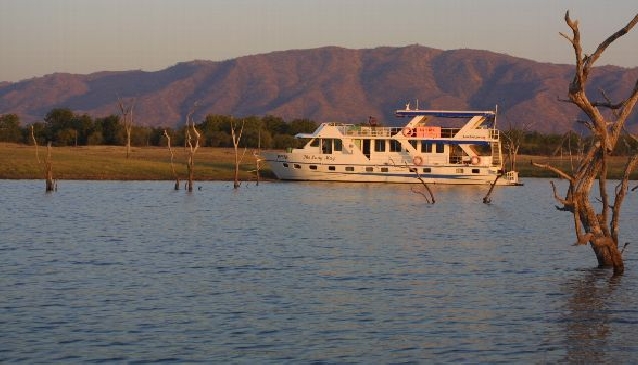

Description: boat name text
[303,155,336,162]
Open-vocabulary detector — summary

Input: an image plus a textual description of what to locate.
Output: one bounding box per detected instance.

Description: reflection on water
[561,268,638,363]
[1,179,637,362]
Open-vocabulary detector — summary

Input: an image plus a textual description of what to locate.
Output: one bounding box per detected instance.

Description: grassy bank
[514,155,638,179]
[1,143,636,180]
[0,143,272,181]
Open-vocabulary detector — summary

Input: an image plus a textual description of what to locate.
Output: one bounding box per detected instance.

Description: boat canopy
[395,110,495,118]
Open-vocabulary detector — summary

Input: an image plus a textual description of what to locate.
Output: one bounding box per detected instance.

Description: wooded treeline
[0,109,317,149]
[1,108,637,155]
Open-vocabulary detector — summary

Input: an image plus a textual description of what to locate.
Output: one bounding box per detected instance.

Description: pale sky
[1,0,637,83]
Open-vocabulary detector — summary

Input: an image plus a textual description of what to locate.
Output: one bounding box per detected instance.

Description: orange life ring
[413,156,423,166]
[470,156,481,165]
[402,127,412,137]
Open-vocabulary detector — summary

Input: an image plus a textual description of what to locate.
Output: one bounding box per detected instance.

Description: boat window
[309,139,320,147]
[472,169,480,174]
[422,141,432,153]
[423,167,431,173]
[329,166,336,171]
[409,140,419,151]
[294,164,301,169]
[456,168,464,173]
[374,140,385,152]
[389,140,401,152]
[436,143,444,153]
[381,167,388,172]
[283,163,289,168]
[322,139,332,154]
[345,166,355,172]
[362,139,371,159]
[310,165,318,170]
[333,139,343,151]
[366,167,373,172]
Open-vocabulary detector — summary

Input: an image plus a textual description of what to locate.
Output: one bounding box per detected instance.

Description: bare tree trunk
[184,105,200,192]
[533,11,638,276]
[407,164,435,204]
[483,173,503,204]
[163,129,180,190]
[501,120,532,173]
[255,126,261,185]
[117,96,135,159]
[31,125,55,192]
[230,119,247,189]
[45,142,55,192]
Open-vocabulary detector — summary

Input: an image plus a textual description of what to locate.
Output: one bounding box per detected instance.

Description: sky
[1,0,637,83]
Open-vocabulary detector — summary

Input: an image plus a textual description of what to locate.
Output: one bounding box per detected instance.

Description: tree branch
[587,13,638,69]
[531,160,573,180]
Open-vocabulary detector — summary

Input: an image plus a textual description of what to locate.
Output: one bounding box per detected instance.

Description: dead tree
[390,157,435,203]
[501,119,532,173]
[408,166,435,204]
[231,119,246,189]
[30,125,55,192]
[482,172,503,204]
[252,150,264,186]
[532,11,638,276]
[184,104,200,192]
[254,126,262,185]
[163,129,180,190]
[117,96,135,159]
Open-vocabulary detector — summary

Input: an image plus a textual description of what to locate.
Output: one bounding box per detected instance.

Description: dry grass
[515,154,638,179]
[0,143,273,181]
[2,143,636,180]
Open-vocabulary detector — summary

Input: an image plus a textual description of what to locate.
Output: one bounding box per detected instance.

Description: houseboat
[263,106,521,185]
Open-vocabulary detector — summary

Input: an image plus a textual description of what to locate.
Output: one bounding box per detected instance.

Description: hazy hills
[1,45,637,133]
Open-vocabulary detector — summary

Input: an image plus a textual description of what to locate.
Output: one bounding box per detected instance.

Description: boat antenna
[494,104,498,128]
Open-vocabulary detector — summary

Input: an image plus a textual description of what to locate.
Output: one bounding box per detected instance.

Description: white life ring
[470,156,481,165]
[413,156,423,166]
[402,127,412,137]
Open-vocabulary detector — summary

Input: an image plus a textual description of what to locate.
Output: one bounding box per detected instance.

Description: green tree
[262,115,288,135]
[97,114,123,145]
[73,114,94,146]
[0,114,22,143]
[148,127,167,146]
[272,133,297,149]
[198,114,233,147]
[288,118,318,135]
[44,108,75,143]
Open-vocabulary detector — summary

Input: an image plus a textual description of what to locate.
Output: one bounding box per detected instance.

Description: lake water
[1,178,638,363]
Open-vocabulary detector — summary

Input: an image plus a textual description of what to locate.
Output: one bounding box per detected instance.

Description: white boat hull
[264,152,520,186]
[263,107,522,186]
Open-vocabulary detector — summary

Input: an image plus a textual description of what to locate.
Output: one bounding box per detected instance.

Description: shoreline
[2,143,636,180]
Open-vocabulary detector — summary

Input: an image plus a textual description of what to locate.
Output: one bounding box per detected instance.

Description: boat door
[362,139,371,159]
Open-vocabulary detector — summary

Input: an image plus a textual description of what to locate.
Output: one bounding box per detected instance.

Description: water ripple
[0,179,637,362]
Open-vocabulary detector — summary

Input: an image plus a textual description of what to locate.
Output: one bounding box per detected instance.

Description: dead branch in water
[30,125,55,192]
[482,172,503,204]
[163,129,180,190]
[231,119,245,189]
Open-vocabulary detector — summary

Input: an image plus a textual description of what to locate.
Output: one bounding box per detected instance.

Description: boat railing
[335,124,464,139]
[337,125,398,138]
[333,124,500,140]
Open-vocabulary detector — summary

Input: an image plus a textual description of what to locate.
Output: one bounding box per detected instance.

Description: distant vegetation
[0,109,317,150]
[2,108,638,156]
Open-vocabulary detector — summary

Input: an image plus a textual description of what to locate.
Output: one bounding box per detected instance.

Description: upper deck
[294,108,500,142]
[394,109,496,119]
[296,123,499,143]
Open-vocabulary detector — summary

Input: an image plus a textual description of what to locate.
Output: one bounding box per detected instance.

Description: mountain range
[1,45,637,133]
